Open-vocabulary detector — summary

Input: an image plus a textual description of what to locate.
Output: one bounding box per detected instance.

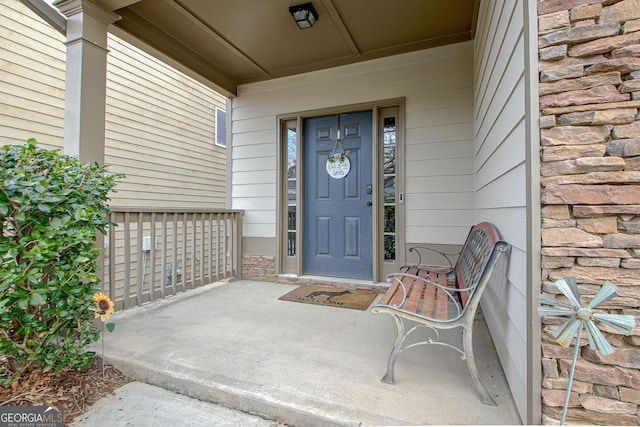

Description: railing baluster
[238,213,243,277]
[161,213,167,299]
[216,213,221,281]
[172,212,178,295]
[108,212,116,306]
[229,214,232,277]
[191,213,197,289]
[223,213,229,278]
[150,212,157,301]
[207,213,213,282]
[233,213,242,277]
[200,213,205,286]
[123,212,131,310]
[229,214,234,276]
[136,213,144,305]
[182,212,188,292]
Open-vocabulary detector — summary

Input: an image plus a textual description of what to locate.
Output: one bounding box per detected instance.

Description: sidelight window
[383,117,397,261]
[287,128,297,256]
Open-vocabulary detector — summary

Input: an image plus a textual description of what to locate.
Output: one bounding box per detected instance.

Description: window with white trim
[215,107,227,147]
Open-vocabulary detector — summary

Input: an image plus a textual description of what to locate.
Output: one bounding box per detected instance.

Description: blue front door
[303,111,373,279]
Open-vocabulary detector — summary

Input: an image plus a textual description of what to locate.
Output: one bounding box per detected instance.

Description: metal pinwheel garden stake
[538,276,636,425]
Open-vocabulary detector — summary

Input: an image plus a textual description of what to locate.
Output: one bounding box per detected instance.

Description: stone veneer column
[538,0,640,424]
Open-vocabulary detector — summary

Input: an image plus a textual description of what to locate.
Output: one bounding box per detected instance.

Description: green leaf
[49,217,64,229]
[30,291,46,306]
[105,323,115,333]
[37,204,53,214]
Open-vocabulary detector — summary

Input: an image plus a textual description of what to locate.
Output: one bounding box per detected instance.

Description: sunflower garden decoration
[538,276,635,425]
[93,292,116,378]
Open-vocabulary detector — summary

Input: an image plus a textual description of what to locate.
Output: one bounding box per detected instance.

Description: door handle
[366,201,372,206]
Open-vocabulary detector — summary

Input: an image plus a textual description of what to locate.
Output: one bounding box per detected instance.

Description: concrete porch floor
[93,280,522,426]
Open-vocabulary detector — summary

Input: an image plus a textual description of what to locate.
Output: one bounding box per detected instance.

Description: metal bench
[371,222,511,405]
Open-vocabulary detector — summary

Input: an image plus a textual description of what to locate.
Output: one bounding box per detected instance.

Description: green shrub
[0,139,122,384]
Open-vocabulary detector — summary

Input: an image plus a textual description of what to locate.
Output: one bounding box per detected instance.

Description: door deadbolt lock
[366,184,372,194]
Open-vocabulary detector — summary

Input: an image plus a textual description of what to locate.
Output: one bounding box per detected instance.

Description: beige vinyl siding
[1,0,227,209]
[105,36,227,208]
[0,0,65,149]
[232,42,475,244]
[474,0,528,422]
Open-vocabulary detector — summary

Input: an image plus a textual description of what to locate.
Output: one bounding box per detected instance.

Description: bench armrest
[407,246,460,270]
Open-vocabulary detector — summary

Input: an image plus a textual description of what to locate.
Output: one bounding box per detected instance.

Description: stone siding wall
[538,0,640,424]
[242,255,277,282]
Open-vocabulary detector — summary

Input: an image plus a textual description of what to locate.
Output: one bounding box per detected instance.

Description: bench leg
[463,326,497,406]
[381,315,405,385]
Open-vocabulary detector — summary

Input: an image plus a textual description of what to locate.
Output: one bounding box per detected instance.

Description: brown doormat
[279,285,381,310]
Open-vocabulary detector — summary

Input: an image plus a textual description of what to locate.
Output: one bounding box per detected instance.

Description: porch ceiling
[94,0,479,96]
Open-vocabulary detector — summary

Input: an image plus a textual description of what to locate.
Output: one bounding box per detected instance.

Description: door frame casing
[276,98,405,284]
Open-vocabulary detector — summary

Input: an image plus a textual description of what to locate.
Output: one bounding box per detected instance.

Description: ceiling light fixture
[289,2,318,29]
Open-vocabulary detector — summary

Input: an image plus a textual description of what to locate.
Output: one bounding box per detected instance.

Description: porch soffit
[91,0,478,96]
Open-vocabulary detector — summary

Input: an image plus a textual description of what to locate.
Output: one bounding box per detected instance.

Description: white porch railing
[102,208,243,310]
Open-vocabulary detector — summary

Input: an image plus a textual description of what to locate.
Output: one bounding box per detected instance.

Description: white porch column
[54,0,120,295]
[55,0,120,163]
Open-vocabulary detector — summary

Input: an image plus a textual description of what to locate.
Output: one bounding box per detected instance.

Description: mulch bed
[0,357,130,424]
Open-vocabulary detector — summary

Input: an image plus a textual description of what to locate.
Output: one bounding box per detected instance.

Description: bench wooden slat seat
[371,222,511,406]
